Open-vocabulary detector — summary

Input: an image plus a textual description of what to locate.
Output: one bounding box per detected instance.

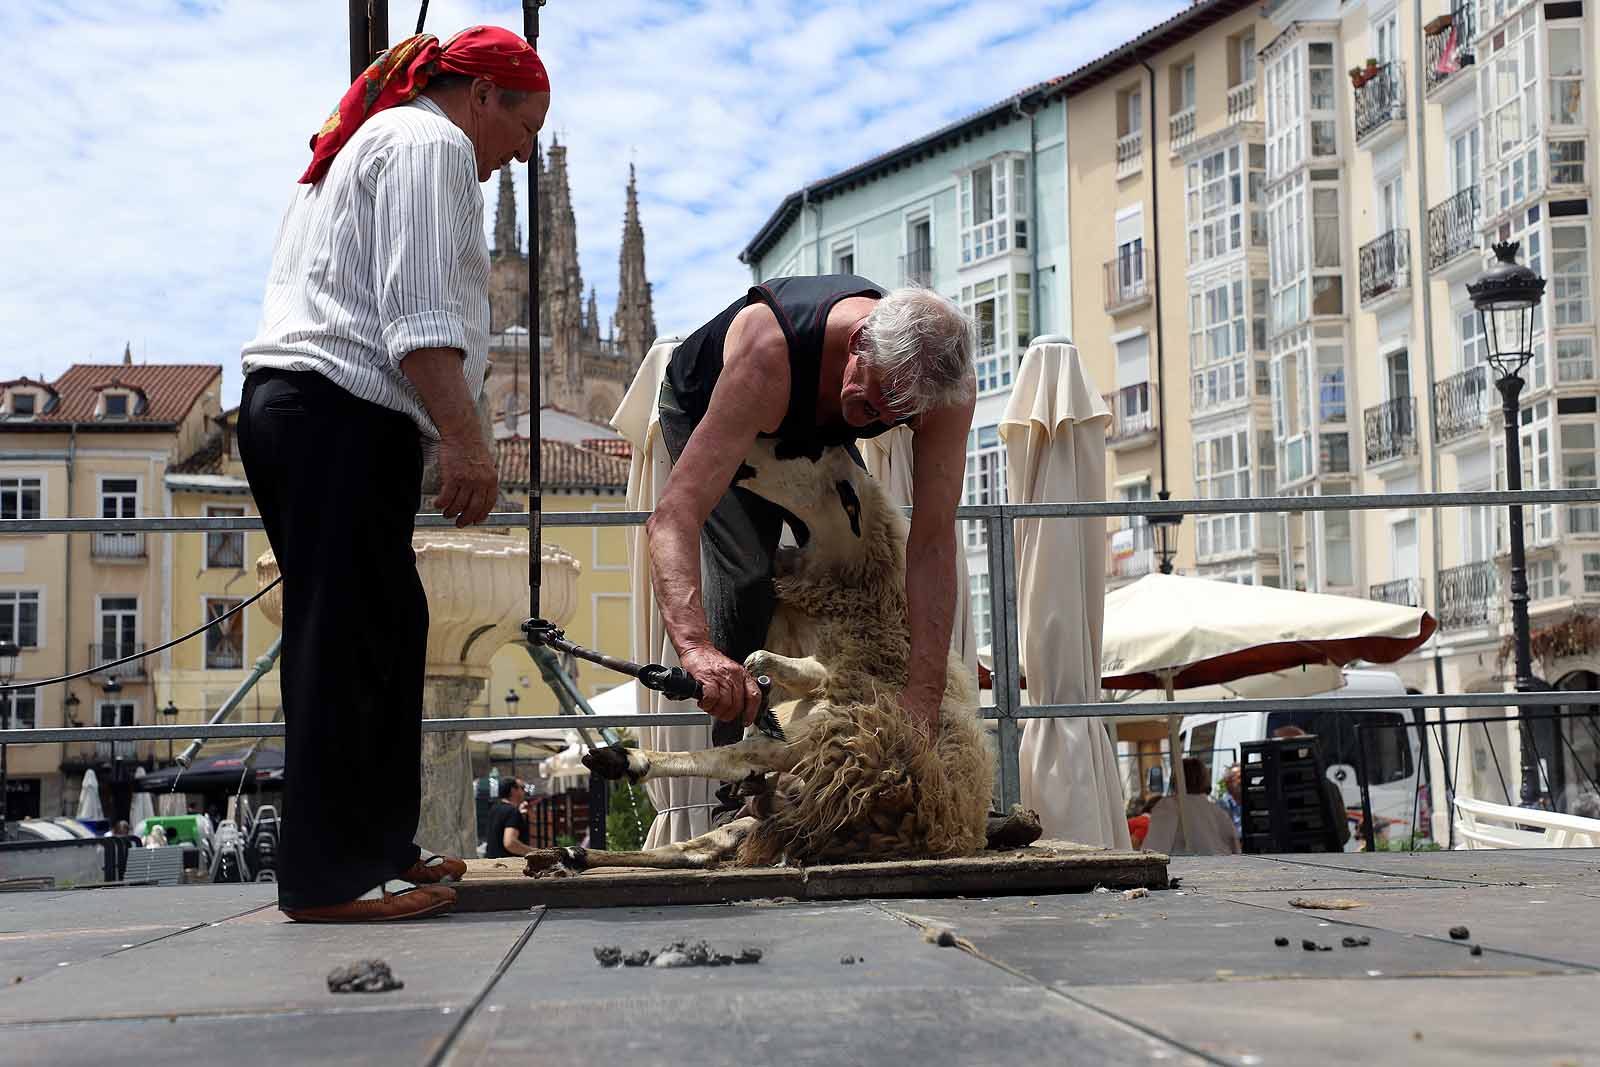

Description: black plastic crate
[1239,735,1344,854]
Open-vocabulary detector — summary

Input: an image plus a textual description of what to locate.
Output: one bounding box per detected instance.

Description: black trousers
[238,369,428,909]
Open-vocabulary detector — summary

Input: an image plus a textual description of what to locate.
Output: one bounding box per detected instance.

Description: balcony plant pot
[1423,13,1453,34]
[1364,58,1379,75]
[1350,66,1367,87]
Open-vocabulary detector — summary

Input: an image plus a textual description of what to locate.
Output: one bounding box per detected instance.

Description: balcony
[1370,577,1424,607]
[89,641,147,681]
[1116,131,1143,178]
[1438,560,1497,629]
[1226,82,1256,125]
[1432,364,1492,445]
[1353,60,1406,145]
[1359,229,1411,305]
[1169,107,1196,153]
[91,531,146,561]
[1108,523,1156,580]
[1427,187,1479,270]
[899,246,933,288]
[1103,250,1151,314]
[1364,397,1418,466]
[1105,382,1157,448]
[1423,5,1476,96]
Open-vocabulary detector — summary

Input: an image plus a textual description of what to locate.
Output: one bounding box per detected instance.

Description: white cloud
[0,0,1185,408]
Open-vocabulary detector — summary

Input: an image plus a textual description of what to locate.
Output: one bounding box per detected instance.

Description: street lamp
[0,639,19,839]
[1469,239,1548,808]
[505,688,520,716]
[1148,508,1182,575]
[161,700,179,765]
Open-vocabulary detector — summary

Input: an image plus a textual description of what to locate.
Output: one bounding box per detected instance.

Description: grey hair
[425,72,532,108]
[857,287,975,415]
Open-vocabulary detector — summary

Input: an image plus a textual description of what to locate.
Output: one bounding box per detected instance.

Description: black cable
[414,0,429,35]
[1,577,282,692]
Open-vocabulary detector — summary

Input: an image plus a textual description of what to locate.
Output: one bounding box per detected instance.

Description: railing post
[985,512,1023,812]
[1354,721,1379,852]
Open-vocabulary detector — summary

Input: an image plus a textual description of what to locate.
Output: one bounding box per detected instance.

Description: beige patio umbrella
[998,337,1129,848]
[1101,572,1436,851]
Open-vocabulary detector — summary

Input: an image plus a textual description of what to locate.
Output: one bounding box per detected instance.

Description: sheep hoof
[583,746,642,783]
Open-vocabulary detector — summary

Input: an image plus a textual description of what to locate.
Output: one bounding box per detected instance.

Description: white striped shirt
[241,96,490,439]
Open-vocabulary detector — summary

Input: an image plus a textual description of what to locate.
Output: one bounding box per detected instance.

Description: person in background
[1218,763,1243,836]
[485,778,534,858]
[1126,795,1153,850]
[1141,758,1241,855]
[1272,725,1352,848]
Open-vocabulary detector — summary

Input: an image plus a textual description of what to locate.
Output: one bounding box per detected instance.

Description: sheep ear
[835,479,862,538]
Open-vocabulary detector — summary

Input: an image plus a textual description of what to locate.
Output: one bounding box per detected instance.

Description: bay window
[960,156,1028,266]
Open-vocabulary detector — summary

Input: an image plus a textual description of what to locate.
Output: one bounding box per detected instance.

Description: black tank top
[666,274,904,449]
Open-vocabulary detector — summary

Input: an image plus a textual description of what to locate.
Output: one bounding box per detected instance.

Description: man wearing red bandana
[239,27,550,923]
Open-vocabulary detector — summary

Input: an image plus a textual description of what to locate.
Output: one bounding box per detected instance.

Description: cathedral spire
[493,164,519,258]
[613,163,657,365]
[542,137,585,390]
[585,287,600,343]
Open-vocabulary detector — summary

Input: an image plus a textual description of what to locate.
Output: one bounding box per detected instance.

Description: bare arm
[902,384,977,736]
[401,347,498,527]
[501,825,533,856]
[646,304,789,724]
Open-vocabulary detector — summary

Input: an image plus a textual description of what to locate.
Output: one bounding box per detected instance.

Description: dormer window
[9,392,35,417]
[102,393,129,419]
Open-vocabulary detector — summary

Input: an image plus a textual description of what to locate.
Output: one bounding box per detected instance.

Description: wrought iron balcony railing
[1105,382,1157,445]
[1423,4,1476,95]
[89,641,147,681]
[1354,60,1406,143]
[1432,364,1492,445]
[1107,522,1156,579]
[1226,82,1256,124]
[899,246,933,288]
[1364,396,1418,466]
[1116,131,1143,177]
[1103,250,1151,313]
[1359,228,1411,304]
[1427,187,1478,270]
[1370,577,1424,607]
[91,531,146,560]
[1438,559,1497,629]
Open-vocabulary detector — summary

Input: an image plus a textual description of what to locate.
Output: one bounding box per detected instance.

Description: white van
[1177,669,1428,850]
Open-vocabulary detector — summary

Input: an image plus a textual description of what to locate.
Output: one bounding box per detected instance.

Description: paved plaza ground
[2,849,1598,1065]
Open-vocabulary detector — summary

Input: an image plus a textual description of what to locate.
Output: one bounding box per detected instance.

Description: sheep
[533,437,996,873]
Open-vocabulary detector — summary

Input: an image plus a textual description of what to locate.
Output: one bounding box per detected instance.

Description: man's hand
[681,645,762,726]
[898,684,943,745]
[434,429,499,527]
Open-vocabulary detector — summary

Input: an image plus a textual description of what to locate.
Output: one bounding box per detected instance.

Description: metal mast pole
[525,1,546,624]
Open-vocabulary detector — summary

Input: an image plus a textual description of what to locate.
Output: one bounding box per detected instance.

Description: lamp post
[0,639,19,839]
[161,700,179,766]
[1149,507,1182,575]
[504,688,520,716]
[1468,240,1548,808]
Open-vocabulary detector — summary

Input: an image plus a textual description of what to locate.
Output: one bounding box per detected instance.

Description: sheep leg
[525,818,755,872]
[583,736,796,785]
[743,650,829,701]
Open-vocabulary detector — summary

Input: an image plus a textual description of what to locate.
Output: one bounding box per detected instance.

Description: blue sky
[0,0,1184,408]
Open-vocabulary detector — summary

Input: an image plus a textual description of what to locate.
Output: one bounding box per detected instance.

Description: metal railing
[1427,187,1478,270]
[1360,228,1411,304]
[1169,106,1196,152]
[1369,576,1423,607]
[1438,559,1497,628]
[1226,82,1256,124]
[12,485,1600,814]
[1116,131,1143,177]
[1104,382,1157,444]
[1432,364,1492,444]
[1354,60,1406,143]
[1103,250,1150,312]
[1364,396,1418,465]
[89,642,146,681]
[91,531,145,561]
[899,246,933,288]
[1423,4,1476,94]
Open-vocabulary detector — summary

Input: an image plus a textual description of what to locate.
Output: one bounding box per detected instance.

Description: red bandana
[298,26,550,185]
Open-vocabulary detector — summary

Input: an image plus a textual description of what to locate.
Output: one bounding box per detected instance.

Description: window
[1379,173,1406,234]
[205,506,245,569]
[1189,274,1251,412]
[1385,349,1412,402]
[102,393,128,419]
[1307,43,1336,159]
[961,274,1030,395]
[970,572,993,650]
[1112,482,1154,576]
[1558,337,1596,384]
[1529,557,1560,600]
[831,241,855,276]
[1452,127,1481,195]
[1551,224,1591,326]
[960,157,1028,266]
[204,597,245,670]
[1547,27,1584,128]
[0,591,40,648]
[1460,307,1487,371]
[1323,496,1355,587]
[1374,13,1399,66]
[1118,86,1143,136]
[1117,237,1145,294]
[1520,399,1556,543]
[1185,145,1262,264]
[1,687,37,731]
[1171,61,1196,114]
[1318,345,1347,424]
[1481,12,1541,216]
[10,393,35,417]
[1312,187,1340,269]
[98,702,135,728]
[98,596,138,660]
[1562,420,1599,534]
[1194,430,1252,559]
[0,476,42,520]
[1585,552,1600,594]
[1550,140,1586,187]
[1115,334,1152,432]
[964,425,1006,551]
[1232,31,1256,87]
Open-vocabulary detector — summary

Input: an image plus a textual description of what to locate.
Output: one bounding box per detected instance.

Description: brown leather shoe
[282,884,456,924]
[403,853,467,885]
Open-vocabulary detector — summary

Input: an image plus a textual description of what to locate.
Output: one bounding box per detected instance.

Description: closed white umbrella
[128,768,156,831]
[75,768,104,822]
[998,338,1129,848]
